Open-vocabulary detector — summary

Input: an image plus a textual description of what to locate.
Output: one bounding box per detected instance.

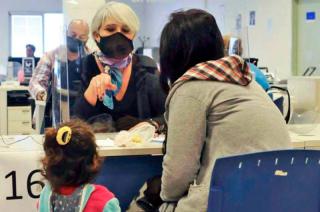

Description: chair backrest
[208,150,320,212]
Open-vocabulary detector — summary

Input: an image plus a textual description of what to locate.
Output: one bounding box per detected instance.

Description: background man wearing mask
[28,19,90,101]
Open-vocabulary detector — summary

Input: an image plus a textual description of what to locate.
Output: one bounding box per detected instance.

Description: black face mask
[67,36,83,53]
[96,32,133,59]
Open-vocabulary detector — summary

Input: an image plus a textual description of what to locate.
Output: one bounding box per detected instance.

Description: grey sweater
[160,80,291,212]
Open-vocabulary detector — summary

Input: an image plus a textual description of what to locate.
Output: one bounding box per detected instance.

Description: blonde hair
[91,1,140,37]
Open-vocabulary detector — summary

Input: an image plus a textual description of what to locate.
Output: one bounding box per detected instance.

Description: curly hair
[41,119,102,191]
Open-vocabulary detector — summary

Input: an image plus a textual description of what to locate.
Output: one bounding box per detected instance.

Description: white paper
[96,138,115,147]
[0,136,43,151]
[151,134,165,143]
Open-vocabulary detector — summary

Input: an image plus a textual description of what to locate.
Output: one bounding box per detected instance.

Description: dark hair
[41,119,102,191]
[26,44,36,52]
[159,9,225,92]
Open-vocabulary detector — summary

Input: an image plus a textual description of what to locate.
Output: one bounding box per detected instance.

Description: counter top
[0,133,163,156]
[288,124,320,149]
[1,125,320,156]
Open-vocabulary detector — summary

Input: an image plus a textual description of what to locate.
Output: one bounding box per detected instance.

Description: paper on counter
[151,134,165,143]
[96,138,115,147]
[97,134,164,147]
[0,135,43,151]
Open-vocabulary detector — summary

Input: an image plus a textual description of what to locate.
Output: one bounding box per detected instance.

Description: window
[11,15,43,57]
[44,13,64,52]
[10,13,64,57]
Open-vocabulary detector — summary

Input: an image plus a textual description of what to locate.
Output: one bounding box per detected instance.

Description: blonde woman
[74,1,166,131]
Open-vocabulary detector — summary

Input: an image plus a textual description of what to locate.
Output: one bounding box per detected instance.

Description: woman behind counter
[158,9,291,211]
[74,1,166,132]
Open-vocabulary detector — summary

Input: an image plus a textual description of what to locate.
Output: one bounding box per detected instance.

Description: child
[38,119,121,211]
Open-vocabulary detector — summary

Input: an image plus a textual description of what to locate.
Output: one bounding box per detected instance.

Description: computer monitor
[142,47,159,64]
[143,48,153,59]
[228,37,241,56]
[22,57,35,79]
[8,56,40,84]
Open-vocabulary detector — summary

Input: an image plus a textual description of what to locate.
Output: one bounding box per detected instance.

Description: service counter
[1,126,320,211]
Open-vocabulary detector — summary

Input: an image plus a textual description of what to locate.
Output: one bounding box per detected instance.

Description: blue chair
[208,150,320,212]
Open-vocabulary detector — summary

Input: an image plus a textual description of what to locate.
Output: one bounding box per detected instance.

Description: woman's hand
[84,73,117,106]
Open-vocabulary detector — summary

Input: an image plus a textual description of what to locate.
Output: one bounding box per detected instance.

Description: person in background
[38,119,121,211]
[29,19,90,102]
[223,35,270,91]
[158,9,291,211]
[26,44,36,57]
[73,1,166,132]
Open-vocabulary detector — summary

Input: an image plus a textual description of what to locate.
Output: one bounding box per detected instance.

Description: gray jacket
[160,80,291,212]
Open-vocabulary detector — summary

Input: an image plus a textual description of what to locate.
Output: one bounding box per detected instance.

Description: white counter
[289,124,320,149]
[0,133,163,156]
[0,133,163,212]
[0,127,319,211]
[1,125,320,156]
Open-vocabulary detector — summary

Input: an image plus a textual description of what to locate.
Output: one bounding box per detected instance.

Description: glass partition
[52,50,69,127]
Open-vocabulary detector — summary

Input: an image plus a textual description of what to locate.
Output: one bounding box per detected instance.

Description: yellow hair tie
[56,126,72,145]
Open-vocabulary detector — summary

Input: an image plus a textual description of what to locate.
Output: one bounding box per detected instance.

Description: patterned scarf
[95,51,132,69]
[173,55,252,87]
[95,51,132,109]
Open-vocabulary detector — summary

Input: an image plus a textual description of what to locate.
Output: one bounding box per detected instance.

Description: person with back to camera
[38,119,121,211]
[158,9,291,211]
[73,1,166,132]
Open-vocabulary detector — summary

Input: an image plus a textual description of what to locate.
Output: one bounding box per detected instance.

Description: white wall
[296,0,320,75]
[0,0,62,75]
[63,0,105,51]
[126,0,206,48]
[207,0,293,80]
[64,0,206,50]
